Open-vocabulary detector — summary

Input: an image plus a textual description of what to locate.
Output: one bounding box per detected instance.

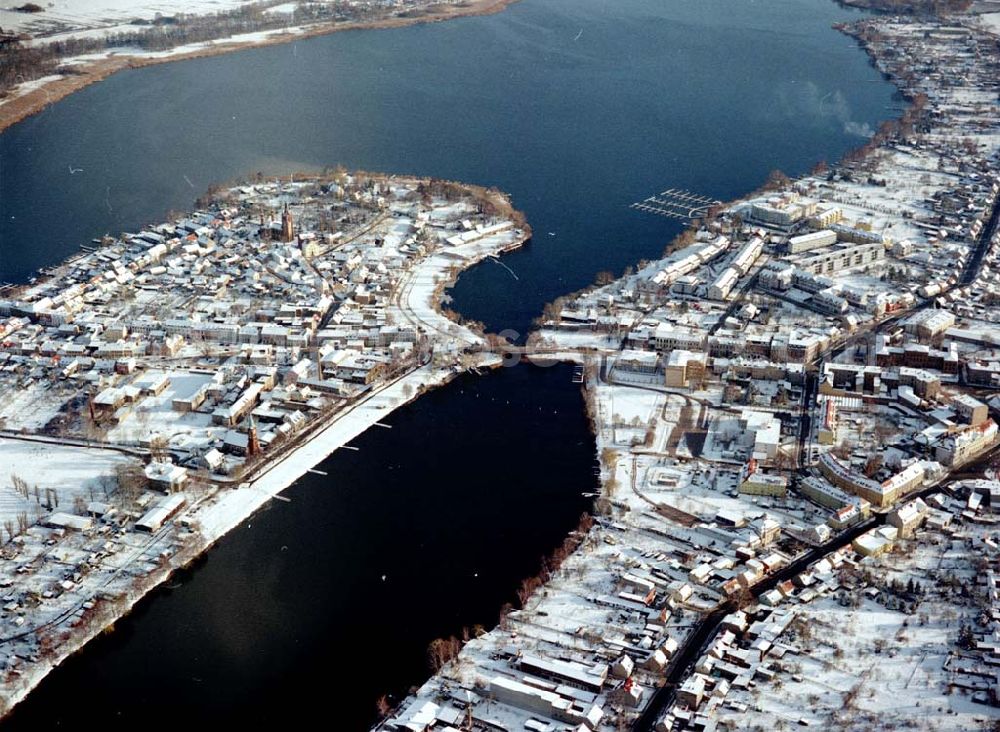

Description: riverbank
[0,0,519,135]
[0,357,499,716]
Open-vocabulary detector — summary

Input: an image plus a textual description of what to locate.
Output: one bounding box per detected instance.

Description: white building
[144,461,189,492]
[741,410,781,460]
[936,420,998,466]
[904,309,955,341]
[708,267,740,301]
[788,229,837,254]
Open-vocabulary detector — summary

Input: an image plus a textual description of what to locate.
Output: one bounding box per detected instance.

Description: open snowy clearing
[0,0,259,39]
[0,437,133,526]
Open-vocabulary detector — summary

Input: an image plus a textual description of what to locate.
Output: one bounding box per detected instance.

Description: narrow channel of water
[4,364,596,729]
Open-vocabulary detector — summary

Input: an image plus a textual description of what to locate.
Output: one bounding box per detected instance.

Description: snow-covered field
[0,437,132,527]
[0,0,259,40]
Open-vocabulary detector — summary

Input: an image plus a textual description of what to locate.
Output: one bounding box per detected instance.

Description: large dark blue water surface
[2,0,895,336]
[0,0,898,728]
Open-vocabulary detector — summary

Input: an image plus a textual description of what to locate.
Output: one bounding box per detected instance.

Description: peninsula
[0,171,529,716]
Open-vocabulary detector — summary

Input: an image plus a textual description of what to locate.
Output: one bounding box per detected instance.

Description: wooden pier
[630,188,722,220]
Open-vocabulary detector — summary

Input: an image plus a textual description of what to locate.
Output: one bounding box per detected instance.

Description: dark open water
[0,0,897,728]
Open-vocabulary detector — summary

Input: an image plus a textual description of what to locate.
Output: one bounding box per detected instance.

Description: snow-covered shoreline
[0,182,529,717]
[0,0,521,134]
[1,358,505,720]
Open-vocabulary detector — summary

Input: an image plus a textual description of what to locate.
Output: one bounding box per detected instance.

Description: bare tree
[114,462,148,511]
[498,602,515,631]
[10,474,29,499]
[149,435,170,462]
[426,636,462,672]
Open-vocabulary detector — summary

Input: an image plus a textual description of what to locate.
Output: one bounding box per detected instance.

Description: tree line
[1,1,416,95]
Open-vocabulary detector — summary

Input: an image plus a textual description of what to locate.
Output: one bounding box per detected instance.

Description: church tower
[280,204,294,243]
[246,415,261,458]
